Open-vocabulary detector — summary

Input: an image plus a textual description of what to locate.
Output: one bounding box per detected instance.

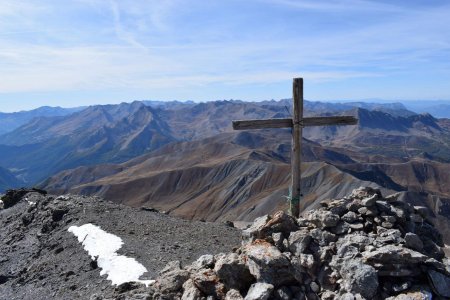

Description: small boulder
[427,270,450,298]
[244,283,274,300]
[404,233,424,251]
[340,260,378,299]
[225,289,244,300]
[214,253,254,292]
[288,228,312,255]
[244,240,295,286]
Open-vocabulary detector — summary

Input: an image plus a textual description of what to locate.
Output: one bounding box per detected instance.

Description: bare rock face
[113,187,450,300]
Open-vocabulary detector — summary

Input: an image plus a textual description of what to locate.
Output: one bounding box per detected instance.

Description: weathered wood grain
[232,118,292,130]
[302,116,357,127]
[291,78,303,218]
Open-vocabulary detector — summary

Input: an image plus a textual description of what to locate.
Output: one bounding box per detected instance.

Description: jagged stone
[413,206,429,218]
[242,215,270,242]
[244,282,274,300]
[339,259,378,299]
[309,281,320,293]
[272,232,285,250]
[341,212,358,223]
[263,211,299,236]
[328,199,348,216]
[289,228,312,255]
[330,221,350,235]
[274,286,293,300]
[386,288,433,300]
[192,268,226,299]
[427,270,450,298]
[384,192,401,202]
[321,290,336,300]
[363,245,427,265]
[156,261,190,294]
[337,293,355,300]
[310,228,337,246]
[244,240,295,286]
[350,187,381,199]
[375,229,403,246]
[181,279,204,300]
[225,289,244,300]
[191,255,215,271]
[404,233,424,251]
[410,214,423,223]
[213,253,254,292]
[361,194,378,207]
[320,212,340,228]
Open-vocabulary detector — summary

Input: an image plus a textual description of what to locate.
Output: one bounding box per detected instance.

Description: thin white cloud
[0,0,449,101]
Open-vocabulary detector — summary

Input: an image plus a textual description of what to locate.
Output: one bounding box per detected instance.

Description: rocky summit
[109,187,450,300]
[1,187,450,300]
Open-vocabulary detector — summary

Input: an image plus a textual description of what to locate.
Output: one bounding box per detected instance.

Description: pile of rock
[113,187,450,300]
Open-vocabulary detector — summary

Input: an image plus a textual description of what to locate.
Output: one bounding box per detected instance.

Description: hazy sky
[0,0,449,112]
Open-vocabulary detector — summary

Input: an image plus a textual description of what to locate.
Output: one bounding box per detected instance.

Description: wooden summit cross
[232,78,358,217]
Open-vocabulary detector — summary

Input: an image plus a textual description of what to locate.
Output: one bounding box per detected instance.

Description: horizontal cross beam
[232,116,357,130]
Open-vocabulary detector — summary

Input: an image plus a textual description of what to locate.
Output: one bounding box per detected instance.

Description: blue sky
[0,0,449,112]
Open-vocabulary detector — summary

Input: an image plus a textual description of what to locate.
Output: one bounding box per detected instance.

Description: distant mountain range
[0,99,449,244]
[0,106,84,135]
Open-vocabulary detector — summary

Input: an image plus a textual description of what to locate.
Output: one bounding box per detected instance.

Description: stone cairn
[114,187,450,300]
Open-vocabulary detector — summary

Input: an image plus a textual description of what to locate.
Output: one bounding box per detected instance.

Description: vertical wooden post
[290,78,303,217]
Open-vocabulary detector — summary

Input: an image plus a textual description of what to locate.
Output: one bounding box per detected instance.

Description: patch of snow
[68,223,155,286]
[0,199,3,209]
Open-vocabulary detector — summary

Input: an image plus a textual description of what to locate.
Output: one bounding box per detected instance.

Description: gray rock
[410,214,423,223]
[337,293,354,300]
[264,211,299,236]
[289,228,312,255]
[330,221,350,235]
[244,240,295,286]
[336,243,359,259]
[272,232,285,249]
[321,212,340,228]
[413,206,429,218]
[309,281,320,293]
[381,221,394,229]
[340,260,378,299]
[404,233,424,251]
[244,283,274,300]
[192,268,225,299]
[361,194,378,207]
[181,279,204,300]
[321,291,336,300]
[384,192,401,202]
[350,187,381,199]
[342,212,358,223]
[225,289,244,300]
[191,254,215,270]
[348,223,364,230]
[328,199,349,216]
[310,228,337,246]
[427,269,450,298]
[242,215,271,242]
[362,245,427,265]
[157,261,190,294]
[389,289,433,300]
[214,253,253,292]
[274,286,293,300]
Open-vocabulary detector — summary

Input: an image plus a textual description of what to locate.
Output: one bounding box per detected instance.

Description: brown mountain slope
[42,131,386,222]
